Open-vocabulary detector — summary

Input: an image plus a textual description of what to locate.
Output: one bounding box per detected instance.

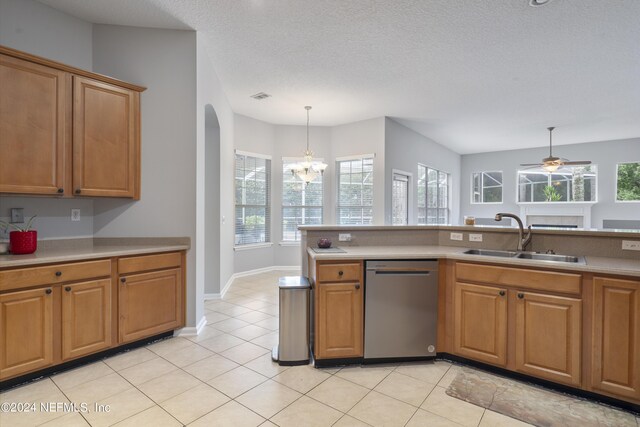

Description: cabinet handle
[45,289,52,295]
[55,271,62,277]
[120,277,126,283]
[57,188,64,193]
[75,189,81,194]
[499,290,505,296]
[65,286,71,292]
[355,284,361,290]
[338,270,344,276]
[517,293,525,299]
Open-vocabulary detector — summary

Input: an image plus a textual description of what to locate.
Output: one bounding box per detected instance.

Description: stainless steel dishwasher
[365,260,438,360]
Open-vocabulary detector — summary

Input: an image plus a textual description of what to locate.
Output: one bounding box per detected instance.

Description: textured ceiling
[39,0,640,154]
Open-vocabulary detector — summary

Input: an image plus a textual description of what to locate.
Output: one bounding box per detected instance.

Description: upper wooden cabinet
[0,45,144,199]
[591,276,640,400]
[0,54,68,195]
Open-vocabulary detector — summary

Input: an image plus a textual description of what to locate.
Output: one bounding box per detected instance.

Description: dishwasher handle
[367,268,433,276]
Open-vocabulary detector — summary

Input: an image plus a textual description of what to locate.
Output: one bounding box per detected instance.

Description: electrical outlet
[469,233,483,242]
[10,208,24,223]
[622,240,640,251]
[450,232,463,241]
[71,209,81,222]
[339,233,352,242]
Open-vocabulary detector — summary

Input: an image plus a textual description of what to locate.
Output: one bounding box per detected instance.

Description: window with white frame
[281,160,323,241]
[616,162,640,202]
[235,152,271,246]
[418,165,449,224]
[392,172,410,225]
[517,166,597,202]
[337,156,374,225]
[472,171,503,203]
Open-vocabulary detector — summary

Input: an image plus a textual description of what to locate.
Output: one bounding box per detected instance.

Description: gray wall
[90,25,199,325]
[0,0,92,69]
[460,138,640,228]
[204,106,221,296]
[384,118,462,225]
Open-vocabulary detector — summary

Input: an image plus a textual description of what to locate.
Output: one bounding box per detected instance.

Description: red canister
[9,231,38,254]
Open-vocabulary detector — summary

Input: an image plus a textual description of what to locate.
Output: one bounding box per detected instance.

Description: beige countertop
[308,245,640,278]
[0,237,190,268]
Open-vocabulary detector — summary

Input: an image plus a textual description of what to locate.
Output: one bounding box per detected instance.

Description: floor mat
[446,367,638,427]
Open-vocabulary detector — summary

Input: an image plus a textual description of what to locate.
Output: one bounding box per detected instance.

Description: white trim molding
[175,315,207,337]
[335,153,375,162]
[234,242,273,251]
[235,149,272,160]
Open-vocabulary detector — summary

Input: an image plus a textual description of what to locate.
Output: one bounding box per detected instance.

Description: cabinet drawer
[317,263,361,283]
[455,262,581,295]
[0,260,111,292]
[118,252,181,275]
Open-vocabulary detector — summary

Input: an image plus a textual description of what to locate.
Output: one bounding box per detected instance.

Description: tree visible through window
[616,163,640,201]
[235,153,271,245]
[517,166,597,202]
[282,161,323,241]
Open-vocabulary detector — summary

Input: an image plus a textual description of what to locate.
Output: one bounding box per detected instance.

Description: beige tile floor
[2,270,638,427]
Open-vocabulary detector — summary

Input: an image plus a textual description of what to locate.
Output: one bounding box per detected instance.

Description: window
[337,156,374,225]
[517,166,597,202]
[281,160,323,241]
[392,172,410,225]
[616,162,640,202]
[418,165,449,224]
[235,152,271,246]
[472,171,503,203]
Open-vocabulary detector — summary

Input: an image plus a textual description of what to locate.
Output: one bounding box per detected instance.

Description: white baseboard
[175,315,207,336]
[204,265,301,301]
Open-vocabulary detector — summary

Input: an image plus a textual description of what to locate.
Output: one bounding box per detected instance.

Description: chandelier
[290,106,327,184]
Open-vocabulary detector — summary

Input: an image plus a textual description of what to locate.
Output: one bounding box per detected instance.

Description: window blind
[337,157,374,225]
[235,153,271,245]
[418,165,449,225]
[281,161,323,241]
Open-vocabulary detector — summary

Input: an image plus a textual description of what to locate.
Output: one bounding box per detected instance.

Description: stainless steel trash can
[272,276,310,366]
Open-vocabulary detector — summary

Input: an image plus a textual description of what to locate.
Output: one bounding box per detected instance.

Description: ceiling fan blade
[520,163,543,166]
[520,164,544,170]
[562,161,592,165]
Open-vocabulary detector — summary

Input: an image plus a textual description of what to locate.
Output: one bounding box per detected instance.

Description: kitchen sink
[516,253,585,263]
[463,249,519,257]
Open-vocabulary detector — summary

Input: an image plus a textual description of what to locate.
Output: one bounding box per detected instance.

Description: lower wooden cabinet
[62,279,112,360]
[515,291,582,386]
[591,276,640,400]
[0,287,54,379]
[454,282,508,367]
[315,282,363,359]
[119,268,183,343]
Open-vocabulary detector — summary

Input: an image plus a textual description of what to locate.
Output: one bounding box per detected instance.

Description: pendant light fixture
[290,106,327,184]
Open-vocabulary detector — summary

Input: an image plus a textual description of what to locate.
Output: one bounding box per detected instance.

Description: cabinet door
[0,54,67,195]
[119,269,182,343]
[0,287,54,379]
[73,76,138,198]
[515,291,582,386]
[61,279,112,360]
[316,282,363,359]
[592,277,640,400]
[454,282,507,367]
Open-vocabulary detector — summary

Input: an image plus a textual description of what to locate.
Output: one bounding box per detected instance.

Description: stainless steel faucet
[495,213,532,252]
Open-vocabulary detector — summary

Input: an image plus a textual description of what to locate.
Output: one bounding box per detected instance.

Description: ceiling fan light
[543,163,560,172]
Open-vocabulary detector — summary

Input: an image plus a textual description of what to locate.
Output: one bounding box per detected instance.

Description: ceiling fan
[520,127,592,172]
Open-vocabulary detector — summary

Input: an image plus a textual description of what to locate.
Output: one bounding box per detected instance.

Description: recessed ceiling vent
[250,92,271,100]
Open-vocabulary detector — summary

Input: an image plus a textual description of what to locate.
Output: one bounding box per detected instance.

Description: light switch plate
[339,233,352,242]
[10,208,24,223]
[469,233,483,242]
[450,232,463,241]
[71,209,81,222]
[622,240,640,251]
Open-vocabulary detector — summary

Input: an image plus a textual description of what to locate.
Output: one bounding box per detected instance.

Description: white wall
[204,106,221,297]
[0,0,95,240]
[90,25,200,325]
[460,138,640,228]
[0,0,92,69]
[384,118,462,225]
